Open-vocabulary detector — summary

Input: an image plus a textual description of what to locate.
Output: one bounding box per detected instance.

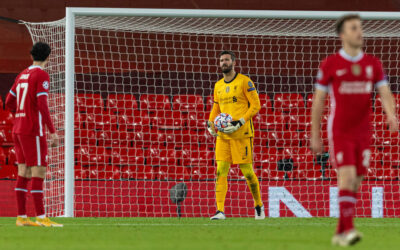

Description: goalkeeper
[207,51,264,220]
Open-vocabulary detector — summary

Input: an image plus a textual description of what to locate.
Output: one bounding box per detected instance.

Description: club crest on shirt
[226,86,230,93]
[43,81,49,90]
[366,65,373,79]
[351,64,361,76]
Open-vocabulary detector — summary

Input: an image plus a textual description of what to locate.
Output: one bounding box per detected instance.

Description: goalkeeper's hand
[207,121,218,137]
[223,118,245,134]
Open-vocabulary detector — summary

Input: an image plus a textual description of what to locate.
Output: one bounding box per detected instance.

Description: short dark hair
[219,50,236,61]
[30,42,51,61]
[335,14,361,35]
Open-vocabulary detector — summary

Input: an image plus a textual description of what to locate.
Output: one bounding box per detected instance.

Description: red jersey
[6,65,55,137]
[316,49,388,139]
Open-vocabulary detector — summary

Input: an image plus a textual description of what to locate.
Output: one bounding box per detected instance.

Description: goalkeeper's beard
[221,65,233,74]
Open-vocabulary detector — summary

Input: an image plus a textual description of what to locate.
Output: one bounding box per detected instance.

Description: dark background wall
[1,0,400,100]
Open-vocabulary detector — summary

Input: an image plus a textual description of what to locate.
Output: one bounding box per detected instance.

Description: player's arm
[5,88,17,112]
[311,59,330,154]
[378,85,398,132]
[374,58,398,132]
[311,89,327,154]
[37,74,58,146]
[207,86,220,137]
[224,79,260,134]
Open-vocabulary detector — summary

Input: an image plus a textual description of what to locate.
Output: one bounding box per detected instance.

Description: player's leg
[27,135,62,227]
[331,139,362,246]
[233,138,264,219]
[13,134,38,226]
[211,137,231,220]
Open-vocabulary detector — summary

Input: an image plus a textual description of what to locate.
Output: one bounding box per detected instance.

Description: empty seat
[150,110,183,130]
[259,112,287,131]
[107,93,138,115]
[258,94,273,115]
[76,146,108,167]
[75,93,104,114]
[110,131,134,147]
[205,96,214,112]
[140,94,171,111]
[172,94,204,112]
[146,147,178,166]
[0,147,6,165]
[111,147,145,166]
[74,129,96,146]
[0,128,13,146]
[0,165,17,179]
[85,112,117,131]
[118,110,150,132]
[0,110,13,129]
[186,111,207,130]
[274,93,305,114]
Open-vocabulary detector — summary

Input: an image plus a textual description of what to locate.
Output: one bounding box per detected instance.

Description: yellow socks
[240,163,263,207]
[216,161,230,212]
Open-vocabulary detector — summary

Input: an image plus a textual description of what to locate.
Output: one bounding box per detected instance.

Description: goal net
[23,9,400,218]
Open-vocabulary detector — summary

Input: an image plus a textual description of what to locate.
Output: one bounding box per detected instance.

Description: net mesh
[23,15,400,217]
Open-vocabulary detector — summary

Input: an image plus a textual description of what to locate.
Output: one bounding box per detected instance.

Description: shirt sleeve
[6,76,19,112]
[374,58,389,88]
[242,78,261,122]
[36,71,50,97]
[208,84,221,122]
[315,58,331,92]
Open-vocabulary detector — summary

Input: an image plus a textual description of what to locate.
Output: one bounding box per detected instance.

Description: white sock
[18,215,27,218]
[37,214,46,219]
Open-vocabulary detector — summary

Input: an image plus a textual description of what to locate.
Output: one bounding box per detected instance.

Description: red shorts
[12,134,48,167]
[329,136,370,176]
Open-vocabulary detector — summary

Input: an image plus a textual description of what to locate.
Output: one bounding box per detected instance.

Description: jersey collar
[339,48,364,63]
[28,65,43,70]
[224,72,238,84]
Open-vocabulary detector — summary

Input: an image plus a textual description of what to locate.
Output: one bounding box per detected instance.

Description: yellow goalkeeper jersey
[209,72,261,140]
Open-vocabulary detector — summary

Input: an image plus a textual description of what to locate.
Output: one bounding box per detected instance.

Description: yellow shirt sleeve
[242,78,261,122]
[208,84,221,122]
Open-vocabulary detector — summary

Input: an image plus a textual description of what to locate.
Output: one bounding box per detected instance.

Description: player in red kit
[6,42,62,227]
[311,15,398,246]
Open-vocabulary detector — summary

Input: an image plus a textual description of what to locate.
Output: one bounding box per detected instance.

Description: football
[214,113,233,131]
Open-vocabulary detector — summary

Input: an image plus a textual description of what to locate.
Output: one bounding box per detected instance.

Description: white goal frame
[64,8,400,217]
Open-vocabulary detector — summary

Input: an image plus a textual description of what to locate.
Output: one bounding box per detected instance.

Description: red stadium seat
[75,93,104,114]
[146,147,178,167]
[287,114,311,131]
[0,127,13,146]
[283,147,315,170]
[0,96,3,110]
[120,165,154,180]
[151,110,183,130]
[76,146,108,167]
[0,110,13,129]
[253,130,268,147]
[107,94,138,115]
[6,147,17,166]
[181,147,213,167]
[205,96,214,112]
[74,129,96,146]
[172,94,204,112]
[0,165,17,179]
[0,147,6,165]
[266,131,300,147]
[118,110,150,131]
[259,112,287,131]
[186,111,207,130]
[96,130,112,147]
[274,93,305,114]
[198,130,216,149]
[111,147,145,166]
[306,94,331,114]
[164,129,198,148]
[161,166,190,181]
[140,94,171,111]
[258,94,273,115]
[85,112,117,131]
[110,131,134,147]
[253,147,280,170]
[382,146,400,168]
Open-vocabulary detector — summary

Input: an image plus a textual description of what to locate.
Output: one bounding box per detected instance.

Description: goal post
[22,8,400,218]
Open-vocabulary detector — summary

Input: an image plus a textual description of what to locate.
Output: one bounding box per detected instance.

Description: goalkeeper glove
[223,118,245,134]
[207,121,218,137]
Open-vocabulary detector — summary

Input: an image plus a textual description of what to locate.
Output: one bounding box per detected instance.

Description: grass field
[0,217,399,250]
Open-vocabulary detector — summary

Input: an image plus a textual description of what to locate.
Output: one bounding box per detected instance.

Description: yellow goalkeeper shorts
[215,137,253,164]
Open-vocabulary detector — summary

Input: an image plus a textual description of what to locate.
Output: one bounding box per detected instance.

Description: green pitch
[0,217,399,250]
